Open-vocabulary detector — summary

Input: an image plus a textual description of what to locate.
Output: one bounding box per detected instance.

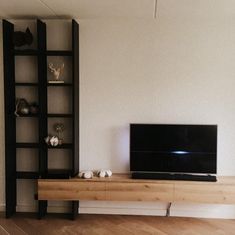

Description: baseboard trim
[79,207,167,216]
[1,203,235,219]
[171,209,235,219]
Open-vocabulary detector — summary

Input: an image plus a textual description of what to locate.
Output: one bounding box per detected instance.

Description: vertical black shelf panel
[72,20,79,177]
[71,19,79,219]
[37,19,47,177]
[37,19,48,218]
[3,20,16,218]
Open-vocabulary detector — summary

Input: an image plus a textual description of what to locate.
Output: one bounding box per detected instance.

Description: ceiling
[0,0,156,19]
[158,0,235,20]
[0,0,234,19]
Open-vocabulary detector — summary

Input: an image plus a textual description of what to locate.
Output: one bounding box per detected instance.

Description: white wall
[79,18,235,176]
[78,17,235,218]
[0,12,235,218]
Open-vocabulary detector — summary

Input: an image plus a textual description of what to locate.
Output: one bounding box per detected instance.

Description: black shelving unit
[3,19,79,219]
[47,83,73,86]
[15,82,39,86]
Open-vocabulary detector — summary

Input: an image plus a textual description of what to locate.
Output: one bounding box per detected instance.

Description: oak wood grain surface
[38,174,235,204]
[1,213,235,235]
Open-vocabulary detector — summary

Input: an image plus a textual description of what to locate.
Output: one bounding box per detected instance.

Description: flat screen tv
[130,124,217,176]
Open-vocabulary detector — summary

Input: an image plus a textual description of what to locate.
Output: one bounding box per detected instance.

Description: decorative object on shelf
[48,62,65,83]
[15,99,39,116]
[15,98,30,116]
[54,123,65,145]
[44,123,65,146]
[44,135,52,145]
[29,102,39,114]
[78,171,93,179]
[97,169,112,178]
[44,135,59,146]
[12,28,33,47]
[50,136,59,146]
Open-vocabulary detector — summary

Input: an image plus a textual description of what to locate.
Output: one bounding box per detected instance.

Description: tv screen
[130,124,217,174]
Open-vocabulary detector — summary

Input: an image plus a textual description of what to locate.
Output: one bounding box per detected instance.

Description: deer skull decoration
[48,63,64,80]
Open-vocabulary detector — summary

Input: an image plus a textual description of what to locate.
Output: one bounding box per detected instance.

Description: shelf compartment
[47,143,73,149]
[47,86,73,114]
[16,143,39,148]
[17,171,39,179]
[46,50,73,56]
[14,49,39,56]
[46,169,72,179]
[16,118,39,143]
[47,113,73,118]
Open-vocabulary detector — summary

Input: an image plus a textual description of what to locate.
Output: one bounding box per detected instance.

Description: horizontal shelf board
[16,114,39,117]
[15,82,38,86]
[46,169,72,179]
[16,82,73,86]
[46,50,73,56]
[17,171,39,179]
[14,49,38,56]
[14,50,73,56]
[16,143,39,148]
[47,113,73,118]
[47,83,73,87]
[47,143,73,149]
[15,113,73,118]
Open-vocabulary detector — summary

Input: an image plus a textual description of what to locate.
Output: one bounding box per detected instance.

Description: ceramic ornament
[78,171,93,179]
[49,136,59,146]
[15,98,30,116]
[48,63,64,82]
[97,169,112,178]
[99,171,106,178]
[13,28,33,47]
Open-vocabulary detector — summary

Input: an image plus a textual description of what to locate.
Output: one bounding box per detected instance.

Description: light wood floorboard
[0,213,235,235]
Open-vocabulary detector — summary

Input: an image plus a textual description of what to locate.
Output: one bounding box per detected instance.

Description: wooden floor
[0,213,235,235]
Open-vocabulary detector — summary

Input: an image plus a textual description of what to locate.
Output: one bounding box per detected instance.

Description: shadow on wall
[109,125,129,173]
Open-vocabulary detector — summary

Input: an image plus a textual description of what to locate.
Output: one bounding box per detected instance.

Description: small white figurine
[44,135,59,146]
[49,136,59,146]
[97,169,112,178]
[48,63,64,82]
[78,171,93,179]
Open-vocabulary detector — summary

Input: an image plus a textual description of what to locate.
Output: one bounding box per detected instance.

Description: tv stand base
[38,174,235,216]
[131,172,217,182]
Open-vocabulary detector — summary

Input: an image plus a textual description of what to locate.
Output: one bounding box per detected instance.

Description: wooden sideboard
[38,174,235,205]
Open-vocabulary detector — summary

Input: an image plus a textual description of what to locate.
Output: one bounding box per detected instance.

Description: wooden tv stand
[38,174,235,206]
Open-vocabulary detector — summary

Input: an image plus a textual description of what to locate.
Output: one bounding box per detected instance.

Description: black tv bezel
[130,123,217,175]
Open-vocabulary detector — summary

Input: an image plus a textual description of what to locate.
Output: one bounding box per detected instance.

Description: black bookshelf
[14,49,38,56]
[16,171,40,179]
[47,83,73,87]
[16,114,39,117]
[47,113,73,118]
[46,169,72,179]
[15,82,38,86]
[3,19,80,219]
[46,50,72,56]
[16,143,40,148]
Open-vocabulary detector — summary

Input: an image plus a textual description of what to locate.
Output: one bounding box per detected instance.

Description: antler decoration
[48,63,64,80]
